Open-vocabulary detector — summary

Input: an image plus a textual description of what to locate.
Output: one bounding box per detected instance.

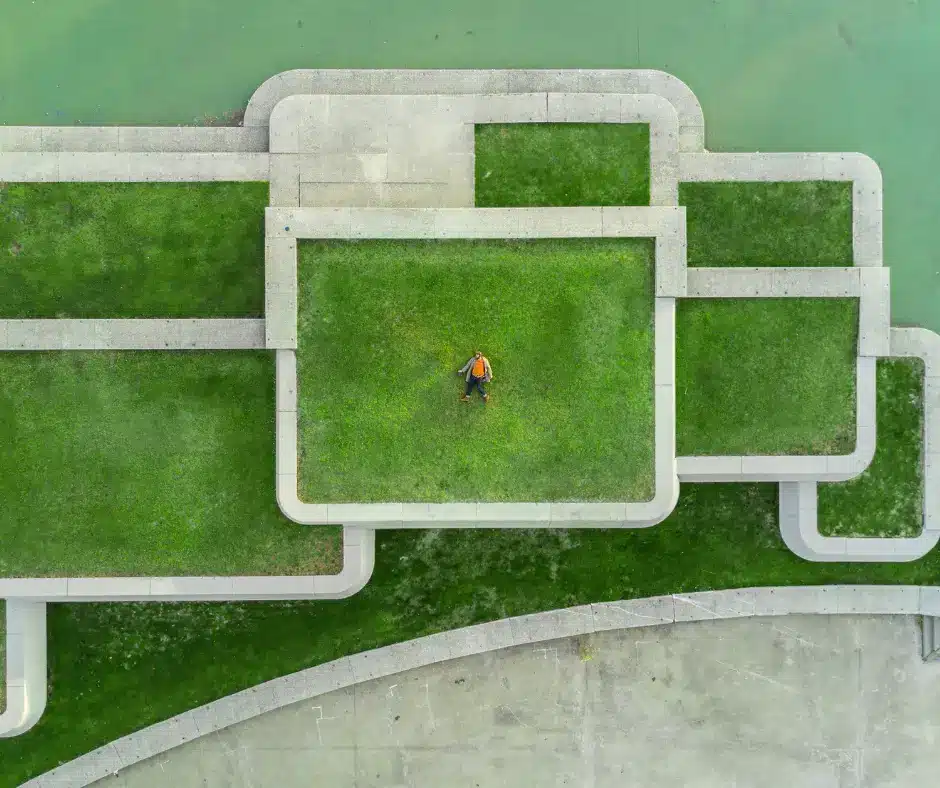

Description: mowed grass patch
[0,123,930,786]
[677,299,858,455]
[297,238,655,502]
[0,182,267,317]
[819,358,925,537]
[475,124,650,207]
[0,352,340,577]
[680,181,853,266]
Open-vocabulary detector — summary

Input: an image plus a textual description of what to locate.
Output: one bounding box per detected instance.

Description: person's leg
[477,378,488,400]
[462,377,473,401]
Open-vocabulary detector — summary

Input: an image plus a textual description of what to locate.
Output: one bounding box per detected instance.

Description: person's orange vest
[472,357,486,377]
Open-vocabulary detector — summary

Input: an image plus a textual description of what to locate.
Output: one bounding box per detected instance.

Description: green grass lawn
[677,299,858,456]
[475,124,650,207]
[9,480,940,786]
[0,352,339,577]
[819,358,925,537]
[680,182,853,267]
[298,238,655,502]
[0,123,923,784]
[0,182,267,317]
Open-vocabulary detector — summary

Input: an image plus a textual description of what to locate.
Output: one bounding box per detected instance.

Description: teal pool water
[1,0,937,331]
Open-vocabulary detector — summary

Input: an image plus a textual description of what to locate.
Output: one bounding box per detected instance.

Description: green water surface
[1,0,937,332]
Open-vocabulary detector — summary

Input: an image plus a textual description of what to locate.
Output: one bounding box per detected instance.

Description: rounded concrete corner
[332,528,377,599]
[627,473,680,529]
[267,93,306,129]
[0,601,48,739]
[780,480,940,563]
[245,71,310,128]
[823,427,878,484]
[640,70,705,151]
[275,473,308,524]
[843,152,883,190]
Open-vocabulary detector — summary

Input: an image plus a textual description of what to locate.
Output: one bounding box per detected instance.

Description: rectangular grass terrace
[267,206,683,527]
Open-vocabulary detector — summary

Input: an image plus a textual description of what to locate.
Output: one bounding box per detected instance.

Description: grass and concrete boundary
[1,69,940,752]
[781,327,940,561]
[25,585,940,786]
[269,206,682,527]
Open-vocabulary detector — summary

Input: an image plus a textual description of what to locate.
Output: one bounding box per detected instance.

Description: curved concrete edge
[0,530,374,602]
[779,326,940,562]
[677,355,877,483]
[28,583,940,786]
[779,482,940,562]
[0,126,268,154]
[243,69,705,151]
[0,319,265,351]
[0,152,270,183]
[0,600,47,738]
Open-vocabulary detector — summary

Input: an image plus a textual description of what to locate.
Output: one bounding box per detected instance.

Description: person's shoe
[482,395,489,404]
[460,395,471,403]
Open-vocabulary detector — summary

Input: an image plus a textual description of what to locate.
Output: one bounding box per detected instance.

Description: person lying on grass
[458,351,493,403]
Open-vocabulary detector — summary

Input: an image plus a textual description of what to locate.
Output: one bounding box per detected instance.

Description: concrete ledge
[0,319,265,351]
[0,152,270,182]
[859,267,892,357]
[685,267,861,298]
[30,583,940,783]
[779,328,940,559]
[0,528,373,603]
[779,481,940,562]
[678,151,883,269]
[243,69,705,151]
[891,327,940,533]
[0,600,46,738]
[0,126,269,153]
[266,206,681,240]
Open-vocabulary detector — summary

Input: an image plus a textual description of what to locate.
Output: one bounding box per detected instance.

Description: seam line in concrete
[0,319,266,351]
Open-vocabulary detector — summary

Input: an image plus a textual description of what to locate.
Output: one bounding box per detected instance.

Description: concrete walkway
[93,614,937,788]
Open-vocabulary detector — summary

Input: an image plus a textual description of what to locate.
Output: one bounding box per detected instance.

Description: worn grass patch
[677,299,858,455]
[297,238,655,502]
[819,358,925,537]
[475,124,650,207]
[0,182,267,317]
[680,182,853,267]
[0,352,340,577]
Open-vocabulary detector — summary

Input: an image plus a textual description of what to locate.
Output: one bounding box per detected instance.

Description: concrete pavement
[95,614,940,787]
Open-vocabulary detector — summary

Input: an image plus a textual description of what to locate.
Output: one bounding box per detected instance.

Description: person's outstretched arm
[457,358,472,375]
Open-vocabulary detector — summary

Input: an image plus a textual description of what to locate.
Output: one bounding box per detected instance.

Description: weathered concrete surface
[96,615,939,787]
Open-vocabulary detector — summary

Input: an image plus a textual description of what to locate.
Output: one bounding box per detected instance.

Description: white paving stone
[0,152,58,181]
[0,127,43,151]
[41,126,121,152]
[546,93,621,123]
